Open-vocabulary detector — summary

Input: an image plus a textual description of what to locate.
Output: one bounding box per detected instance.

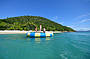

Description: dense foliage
[0,16,75,31]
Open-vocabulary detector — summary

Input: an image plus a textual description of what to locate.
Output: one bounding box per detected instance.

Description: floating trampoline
[26,32,53,37]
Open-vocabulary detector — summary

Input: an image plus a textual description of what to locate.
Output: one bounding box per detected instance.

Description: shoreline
[0,30,64,34]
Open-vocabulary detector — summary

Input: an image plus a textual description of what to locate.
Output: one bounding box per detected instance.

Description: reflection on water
[0,32,90,59]
[26,37,54,43]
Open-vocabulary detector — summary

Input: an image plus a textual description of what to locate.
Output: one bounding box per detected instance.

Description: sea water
[0,32,90,59]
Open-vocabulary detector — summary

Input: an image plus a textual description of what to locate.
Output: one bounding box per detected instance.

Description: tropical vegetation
[0,16,75,32]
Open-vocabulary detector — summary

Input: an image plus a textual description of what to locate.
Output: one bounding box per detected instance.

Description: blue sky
[0,0,90,31]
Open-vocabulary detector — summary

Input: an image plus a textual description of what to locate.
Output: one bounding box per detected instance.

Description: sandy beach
[0,30,28,34]
[0,30,63,34]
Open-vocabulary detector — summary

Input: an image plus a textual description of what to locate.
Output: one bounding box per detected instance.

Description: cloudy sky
[0,0,90,31]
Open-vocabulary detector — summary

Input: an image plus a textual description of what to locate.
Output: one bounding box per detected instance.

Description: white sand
[0,30,29,34]
[0,30,63,34]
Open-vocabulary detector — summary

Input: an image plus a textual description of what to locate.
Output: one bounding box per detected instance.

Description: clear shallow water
[0,32,90,59]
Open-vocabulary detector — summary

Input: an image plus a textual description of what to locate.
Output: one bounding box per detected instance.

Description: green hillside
[0,16,75,32]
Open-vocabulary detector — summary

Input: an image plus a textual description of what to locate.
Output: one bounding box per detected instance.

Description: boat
[26,32,53,37]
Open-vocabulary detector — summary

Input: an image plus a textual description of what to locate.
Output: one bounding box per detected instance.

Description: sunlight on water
[0,32,90,59]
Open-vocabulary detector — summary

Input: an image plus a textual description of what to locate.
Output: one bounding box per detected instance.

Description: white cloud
[52,16,58,20]
[74,13,90,20]
[69,18,90,31]
[52,16,62,20]
[51,16,63,24]
[70,13,90,30]
[67,26,71,27]
[79,28,90,31]
[60,22,64,24]
[80,19,90,23]
[64,13,90,31]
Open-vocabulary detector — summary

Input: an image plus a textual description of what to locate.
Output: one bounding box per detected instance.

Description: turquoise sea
[0,31,90,59]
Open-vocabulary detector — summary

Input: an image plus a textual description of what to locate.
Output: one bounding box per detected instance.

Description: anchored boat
[26,32,53,37]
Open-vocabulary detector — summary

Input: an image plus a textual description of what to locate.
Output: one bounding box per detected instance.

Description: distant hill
[0,16,75,32]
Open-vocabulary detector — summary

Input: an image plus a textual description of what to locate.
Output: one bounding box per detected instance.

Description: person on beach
[35,26,37,32]
[43,27,46,33]
[40,24,42,32]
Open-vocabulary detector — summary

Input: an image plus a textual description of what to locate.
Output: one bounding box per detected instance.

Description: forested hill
[0,16,75,32]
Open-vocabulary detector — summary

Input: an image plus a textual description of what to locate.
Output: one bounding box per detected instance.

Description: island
[0,16,75,34]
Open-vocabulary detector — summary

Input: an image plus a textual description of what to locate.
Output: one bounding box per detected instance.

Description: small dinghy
[26,32,53,37]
